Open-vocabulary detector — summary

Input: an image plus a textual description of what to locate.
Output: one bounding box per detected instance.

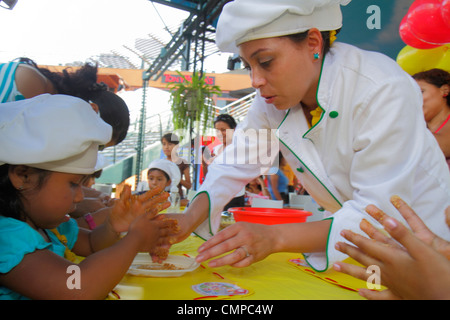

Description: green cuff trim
[191,190,212,241]
[303,216,334,273]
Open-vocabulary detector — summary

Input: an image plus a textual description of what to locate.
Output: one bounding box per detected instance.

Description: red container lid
[228,207,312,225]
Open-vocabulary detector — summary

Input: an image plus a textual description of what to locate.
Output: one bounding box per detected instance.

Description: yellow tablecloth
[112,236,368,300]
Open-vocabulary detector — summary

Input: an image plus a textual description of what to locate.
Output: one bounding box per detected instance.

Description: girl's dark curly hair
[0,165,51,221]
[19,58,130,144]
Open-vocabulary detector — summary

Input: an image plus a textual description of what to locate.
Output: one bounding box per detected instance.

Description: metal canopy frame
[135,0,231,186]
[143,0,230,81]
[149,0,200,14]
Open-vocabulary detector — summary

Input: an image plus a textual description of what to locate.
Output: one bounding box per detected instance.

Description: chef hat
[0,94,112,174]
[216,0,352,53]
[148,159,181,192]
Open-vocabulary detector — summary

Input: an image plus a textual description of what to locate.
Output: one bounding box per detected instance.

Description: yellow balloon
[397,45,450,75]
[436,46,450,72]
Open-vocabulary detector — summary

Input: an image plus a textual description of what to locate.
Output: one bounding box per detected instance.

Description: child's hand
[149,216,181,263]
[108,185,170,234]
[366,196,450,259]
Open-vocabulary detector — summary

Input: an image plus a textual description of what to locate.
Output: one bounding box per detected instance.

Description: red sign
[162,73,215,85]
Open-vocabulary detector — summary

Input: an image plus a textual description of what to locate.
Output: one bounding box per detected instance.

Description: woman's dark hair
[161,132,180,145]
[0,165,51,221]
[286,28,341,56]
[19,58,130,145]
[413,68,450,108]
[214,114,237,129]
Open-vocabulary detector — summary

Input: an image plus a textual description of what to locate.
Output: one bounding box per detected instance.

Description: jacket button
[296,167,304,173]
[329,111,339,118]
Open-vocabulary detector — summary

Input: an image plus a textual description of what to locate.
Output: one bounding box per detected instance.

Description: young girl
[0,94,175,300]
[0,58,130,147]
[147,159,181,193]
[148,159,183,217]
[161,133,192,200]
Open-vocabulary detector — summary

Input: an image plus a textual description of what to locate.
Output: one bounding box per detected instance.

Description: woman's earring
[18,185,24,191]
[314,53,320,60]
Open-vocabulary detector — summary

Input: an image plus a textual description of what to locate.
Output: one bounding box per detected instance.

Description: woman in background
[413,68,450,169]
[212,114,246,211]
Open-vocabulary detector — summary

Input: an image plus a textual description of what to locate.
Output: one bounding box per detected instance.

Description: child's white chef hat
[0,94,112,174]
[216,0,352,53]
[148,159,181,192]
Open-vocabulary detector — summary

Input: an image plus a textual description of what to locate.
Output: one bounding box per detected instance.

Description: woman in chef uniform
[170,0,450,272]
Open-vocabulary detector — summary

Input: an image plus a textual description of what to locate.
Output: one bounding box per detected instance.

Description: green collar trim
[276,123,343,208]
[303,55,327,137]
[276,52,342,207]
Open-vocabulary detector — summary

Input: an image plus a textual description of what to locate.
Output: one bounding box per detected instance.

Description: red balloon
[399,16,440,49]
[407,0,450,45]
[442,0,450,28]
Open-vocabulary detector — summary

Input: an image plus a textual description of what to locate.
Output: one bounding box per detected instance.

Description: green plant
[168,71,222,135]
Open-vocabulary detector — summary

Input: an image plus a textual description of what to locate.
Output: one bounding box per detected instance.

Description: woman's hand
[108,185,170,234]
[196,222,277,268]
[159,193,211,246]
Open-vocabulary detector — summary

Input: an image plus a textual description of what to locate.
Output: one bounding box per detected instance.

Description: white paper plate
[127,253,200,277]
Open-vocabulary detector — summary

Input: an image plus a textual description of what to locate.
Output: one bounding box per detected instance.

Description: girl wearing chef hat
[147,159,181,193]
[167,0,450,273]
[0,94,174,299]
[147,159,182,213]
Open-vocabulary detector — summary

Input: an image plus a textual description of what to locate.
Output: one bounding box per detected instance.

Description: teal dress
[0,216,78,300]
[0,61,26,103]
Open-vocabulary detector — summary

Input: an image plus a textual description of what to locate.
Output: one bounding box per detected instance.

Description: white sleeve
[194,96,282,239]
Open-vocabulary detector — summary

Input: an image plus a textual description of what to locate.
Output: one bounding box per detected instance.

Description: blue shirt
[0,216,78,300]
[267,168,289,200]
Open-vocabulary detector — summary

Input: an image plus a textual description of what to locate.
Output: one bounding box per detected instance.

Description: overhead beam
[149,0,199,13]
[144,0,230,81]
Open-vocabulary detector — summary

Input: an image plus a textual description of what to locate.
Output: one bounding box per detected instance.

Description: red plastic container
[228,207,312,225]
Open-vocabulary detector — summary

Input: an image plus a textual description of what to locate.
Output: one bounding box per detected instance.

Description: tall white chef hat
[0,94,112,174]
[148,159,181,192]
[216,0,352,53]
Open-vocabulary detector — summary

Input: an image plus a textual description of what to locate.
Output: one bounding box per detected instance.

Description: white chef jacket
[193,43,450,271]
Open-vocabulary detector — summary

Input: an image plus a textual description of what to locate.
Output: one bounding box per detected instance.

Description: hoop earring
[314,53,320,60]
